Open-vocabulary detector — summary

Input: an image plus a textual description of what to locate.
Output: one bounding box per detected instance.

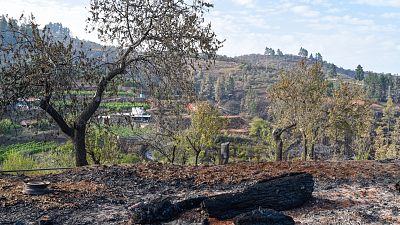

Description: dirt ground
[1,160,400,225]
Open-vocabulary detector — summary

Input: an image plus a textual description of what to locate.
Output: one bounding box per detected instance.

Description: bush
[86,126,121,164]
[38,141,75,168]
[0,119,20,135]
[34,119,50,131]
[119,153,141,164]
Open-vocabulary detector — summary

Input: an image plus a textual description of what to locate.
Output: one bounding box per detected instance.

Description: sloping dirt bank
[1,161,400,224]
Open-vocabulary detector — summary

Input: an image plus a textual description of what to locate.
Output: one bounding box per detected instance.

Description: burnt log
[234,209,295,225]
[129,196,207,224]
[201,172,314,219]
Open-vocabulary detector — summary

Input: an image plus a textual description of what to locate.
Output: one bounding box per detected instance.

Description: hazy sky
[1,0,400,74]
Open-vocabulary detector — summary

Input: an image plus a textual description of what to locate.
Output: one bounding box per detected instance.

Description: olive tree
[0,0,222,166]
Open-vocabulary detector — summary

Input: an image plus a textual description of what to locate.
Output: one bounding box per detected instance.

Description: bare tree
[0,0,222,166]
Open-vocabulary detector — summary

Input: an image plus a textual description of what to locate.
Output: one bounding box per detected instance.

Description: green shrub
[119,153,141,164]
[38,141,75,168]
[0,119,20,134]
[86,126,121,164]
[34,119,50,131]
[0,150,37,173]
[110,125,152,137]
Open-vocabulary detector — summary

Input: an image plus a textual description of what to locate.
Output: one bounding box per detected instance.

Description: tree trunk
[274,130,284,161]
[273,124,296,161]
[310,142,315,160]
[195,151,200,166]
[201,172,314,219]
[302,132,308,161]
[73,125,89,166]
[171,145,176,164]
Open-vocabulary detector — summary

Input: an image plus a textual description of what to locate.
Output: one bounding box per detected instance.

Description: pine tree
[389,118,400,159]
[298,47,308,57]
[383,95,395,135]
[355,65,365,81]
[215,77,222,104]
[315,53,323,61]
[276,49,283,56]
[200,73,213,99]
[374,126,387,160]
[221,76,226,99]
[226,76,235,97]
[329,64,337,78]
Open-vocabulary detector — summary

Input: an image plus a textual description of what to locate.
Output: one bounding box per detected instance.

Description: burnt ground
[1,160,400,225]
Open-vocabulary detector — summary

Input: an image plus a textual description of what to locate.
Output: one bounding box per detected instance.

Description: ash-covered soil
[1,160,400,225]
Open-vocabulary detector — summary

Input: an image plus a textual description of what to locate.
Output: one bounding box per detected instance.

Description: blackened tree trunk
[273,124,296,161]
[202,172,314,219]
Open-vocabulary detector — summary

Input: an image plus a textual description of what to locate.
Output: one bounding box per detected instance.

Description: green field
[0,141,58,162]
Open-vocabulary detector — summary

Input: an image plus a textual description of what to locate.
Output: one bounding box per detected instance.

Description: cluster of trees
[196,71,235,103]
[374,96,400,159]
[364,72,400,102]
[264,46,283,56]
[298,47,323,62]
[268,61,372,160]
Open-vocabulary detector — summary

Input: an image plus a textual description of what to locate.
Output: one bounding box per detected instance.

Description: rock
[38,215,53,225]
[233,209,295,225]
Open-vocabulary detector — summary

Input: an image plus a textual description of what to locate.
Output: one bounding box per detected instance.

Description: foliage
[109,125,152,138]
[37,141,75,168]
[269,61,373,160]
[264,47,275,56]
[298,47,308,57]
[249,117,274,148]
[328,64,337,78]
[226,76,235,97]
[374,126,387,160]
[177,102,226,165]
[0,0,221,166]
[355,65,365,81]
[315,53,323,61]
[119,153,141,164]
[86,125,120,164]
[0,150,37,173]
[383,96,395,133]
[33,119,50,131]
[0,118,20,134]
